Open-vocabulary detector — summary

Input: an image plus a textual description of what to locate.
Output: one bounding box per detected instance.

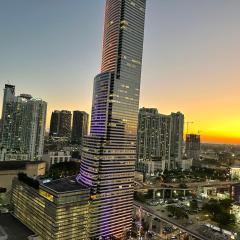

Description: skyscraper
[137,108,171,173]
[1,87,47,161]
[136,108,184,172]
[170,112,184,168]
[49,110,72,139]
[49,110,60,137]
[59,110,72,138]
[1,84,15,119]
[77,0,146,238]
[0,84,15,143]
[71,111,89,144]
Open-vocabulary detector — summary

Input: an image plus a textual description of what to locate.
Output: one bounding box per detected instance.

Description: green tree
[0,195,3,206]
[203,198,235,227]
[48,161,80,179]
[213,212,236,227]
[219,199,233,210]
[145,189,153,199]
[190,199,198,210]
[134,192,146,203]
[167,205,188,219]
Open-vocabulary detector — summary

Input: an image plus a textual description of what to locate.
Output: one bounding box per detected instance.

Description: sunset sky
[0,0,240,144]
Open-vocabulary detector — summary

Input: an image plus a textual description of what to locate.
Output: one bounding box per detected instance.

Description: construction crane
[185,121,194,134]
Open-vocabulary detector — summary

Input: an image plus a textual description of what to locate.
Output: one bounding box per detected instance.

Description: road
[134,201,209,240]
[135,180,237,190]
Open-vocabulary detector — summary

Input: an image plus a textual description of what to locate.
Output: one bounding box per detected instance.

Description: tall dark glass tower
[49,110,72,139]
[49,110,60,137]
[0,84,15,142]
[77,0,146,238]
[71,111,89,144]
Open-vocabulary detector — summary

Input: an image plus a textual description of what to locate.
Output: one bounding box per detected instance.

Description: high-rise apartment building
[59,111,72,138]
[185,134,201,164]
[136,108,184,172]
[77,0,146,238]
[71,111,89,144]
[49,110,72,139]
[170,112,184,169]
[137,108,171,173]
[1,86,47,161]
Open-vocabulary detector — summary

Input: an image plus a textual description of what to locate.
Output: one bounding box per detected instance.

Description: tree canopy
[48,161,80,179]
[203,198,235,227]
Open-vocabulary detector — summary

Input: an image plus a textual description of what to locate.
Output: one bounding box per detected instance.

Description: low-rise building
[42,151,71,169]
[179,158,193,170]
[231,183,240,202]
[0,161,46,203]
[137,158,165,176]
[231,202,240,223]
[11,175,90,240]
[230,166,240,180]
[0,148,29,161]
[135,171,144,183]
[146,159,165,175]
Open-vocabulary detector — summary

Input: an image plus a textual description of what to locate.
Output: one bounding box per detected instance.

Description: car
[158,199,164,204]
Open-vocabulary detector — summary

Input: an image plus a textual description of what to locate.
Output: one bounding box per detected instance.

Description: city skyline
[1,0,240,144]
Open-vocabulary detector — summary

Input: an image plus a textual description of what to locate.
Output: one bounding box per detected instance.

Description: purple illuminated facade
[78,0,146,238]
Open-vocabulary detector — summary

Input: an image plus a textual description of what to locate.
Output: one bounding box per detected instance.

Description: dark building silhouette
[185,134,201,163]
[71,111,89,144]
[49,110,72,139]
[0,84,15,143]
[49,111,60,137]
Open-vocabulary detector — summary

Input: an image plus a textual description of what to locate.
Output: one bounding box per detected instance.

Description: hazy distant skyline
[1,0,240,144]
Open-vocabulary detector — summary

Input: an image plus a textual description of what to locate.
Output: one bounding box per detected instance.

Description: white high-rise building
[137,108,171,173]
[1,85,47,161]
[136,109,184,172]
